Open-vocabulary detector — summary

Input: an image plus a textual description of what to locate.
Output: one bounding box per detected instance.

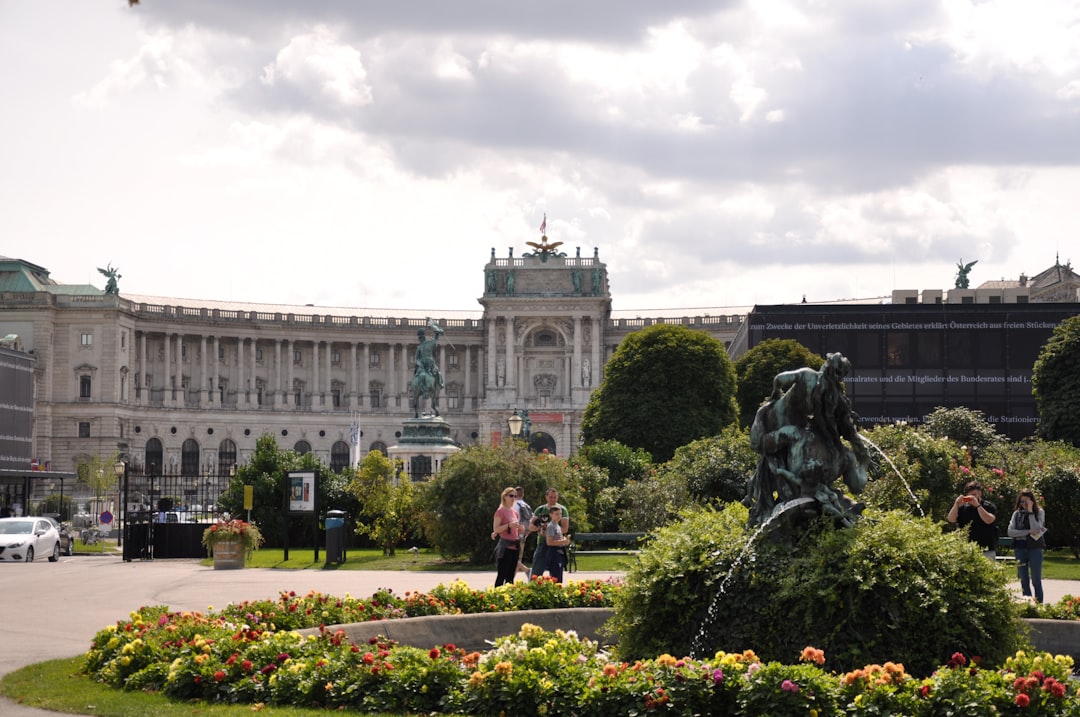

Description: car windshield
[0,521,34,535]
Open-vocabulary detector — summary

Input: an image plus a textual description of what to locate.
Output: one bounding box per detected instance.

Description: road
[0,555,1075,716]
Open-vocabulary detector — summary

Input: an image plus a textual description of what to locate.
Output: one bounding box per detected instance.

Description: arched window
[330,441,350,473]
[181,439,200,477]
[145,438,163,476]
[294,440,311,455]
[217,439,237,476]
[369,440,388,456]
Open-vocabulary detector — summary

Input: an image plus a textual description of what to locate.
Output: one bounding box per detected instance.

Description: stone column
[138,331,147,405]
[312,340,320,408]
[591,317,601,388]
[286,339,295,408]
[325,340,333,407]
[573,316,582,388]
[237,337,246,407]
[251,338,258,404]
[177,334,185,403]
[200,335,208,404]
[464,344,472,403]
[275,339,282,406]
[362,343,370,407]
[506,318,515,393]
[477,346,485,399]
[163,333,172,405]
[487,320,497,388]
[350,342,358,407]
[211,336,219,404]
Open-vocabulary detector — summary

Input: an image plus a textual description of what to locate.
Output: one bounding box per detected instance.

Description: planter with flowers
[201,517,263,569]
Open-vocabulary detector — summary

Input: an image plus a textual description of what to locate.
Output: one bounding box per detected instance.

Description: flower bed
[82,579,1080,716]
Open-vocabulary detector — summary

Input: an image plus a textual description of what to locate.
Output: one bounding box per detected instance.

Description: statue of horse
[409,370,440,418]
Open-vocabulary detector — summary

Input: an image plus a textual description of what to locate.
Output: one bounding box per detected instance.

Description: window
[331,350,341,366]
[79,376,91,399]
[218,345,225,360]
[78,422,91,438]
[145,438,164,476]
[330,441,350,473]
[256,348,264,361]
[1017,295,1029,304]
[294,350,303,365]
[410,455,432,480]
[989,296,1002,304]
[534,330,556,347]
[448,352,459,367]
[369,441,388,457]
[332,387,341,408]
[293,379,304,406]
[80,332,93,346]
[121,331,127,349]
[294,440,311,455]
[218,439,237,476]
[256,380,264,405]
[181,439,200,477]
[181,344,187,360]
[370,351,381,367]
[369,381,382,408]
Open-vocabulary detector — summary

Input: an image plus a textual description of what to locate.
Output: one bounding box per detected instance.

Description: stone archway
[529,431,556,455]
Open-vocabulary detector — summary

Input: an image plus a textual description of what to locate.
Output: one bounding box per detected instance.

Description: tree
[217,433,359,548]
[734,339,824,426]
[75,452,121,520]
[577,439,652,488]
[347,451,418,556]
[658,425,757,505]
[581,324,738,462]
[923,406,1004,459]
[416,442,588,564]
[1033,314,1080,445]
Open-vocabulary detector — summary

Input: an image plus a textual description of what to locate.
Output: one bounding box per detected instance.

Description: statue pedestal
[389,416,460,480]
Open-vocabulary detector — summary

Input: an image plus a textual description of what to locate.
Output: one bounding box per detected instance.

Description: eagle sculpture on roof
[523,236,566,262]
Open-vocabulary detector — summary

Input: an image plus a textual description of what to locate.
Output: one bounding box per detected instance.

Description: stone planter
[212,540,246,570]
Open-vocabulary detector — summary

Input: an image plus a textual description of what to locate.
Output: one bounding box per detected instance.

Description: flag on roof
[539,213,547,234]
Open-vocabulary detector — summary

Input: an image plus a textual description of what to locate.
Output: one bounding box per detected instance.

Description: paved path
[0,555,1075,716]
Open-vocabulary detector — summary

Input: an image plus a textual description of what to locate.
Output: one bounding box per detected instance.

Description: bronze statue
[409,319,446,418]
[955,259,978,289]
[97,264,121,294]
[743,353,869,529]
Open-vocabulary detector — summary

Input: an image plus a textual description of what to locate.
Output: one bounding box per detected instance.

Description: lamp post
[507,411,524,440]
[113,460,128,560]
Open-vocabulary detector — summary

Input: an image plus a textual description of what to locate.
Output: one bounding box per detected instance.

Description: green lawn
[208,546,636,573]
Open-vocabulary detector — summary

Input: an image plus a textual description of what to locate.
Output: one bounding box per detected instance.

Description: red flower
[1015,693,1030,707]
[213,670,226,682]
[429,648,440,660]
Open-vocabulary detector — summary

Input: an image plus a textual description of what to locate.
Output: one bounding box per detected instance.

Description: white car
[0,517,62,562]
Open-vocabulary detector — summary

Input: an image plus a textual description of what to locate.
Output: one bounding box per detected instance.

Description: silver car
[0,517,62,562]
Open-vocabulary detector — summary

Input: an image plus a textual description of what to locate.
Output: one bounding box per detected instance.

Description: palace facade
[0,249,744,479]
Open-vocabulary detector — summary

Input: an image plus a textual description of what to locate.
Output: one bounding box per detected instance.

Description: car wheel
[49,543,60,562]
[65,540,73,556]
[25,546,34,563]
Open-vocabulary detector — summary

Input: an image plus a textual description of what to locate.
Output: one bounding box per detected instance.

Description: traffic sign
[99,510,113,525]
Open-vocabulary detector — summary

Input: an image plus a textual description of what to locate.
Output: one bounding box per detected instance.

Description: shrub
[923,406,1005,460]
[608,504,1024,676]
[658,426,757,505]
[860,423,959,521]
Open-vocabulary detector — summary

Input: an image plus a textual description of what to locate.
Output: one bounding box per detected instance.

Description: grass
[200,546,637,573]
[0,656,412,717]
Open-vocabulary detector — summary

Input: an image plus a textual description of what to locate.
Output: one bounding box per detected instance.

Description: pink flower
[781,679,799,693]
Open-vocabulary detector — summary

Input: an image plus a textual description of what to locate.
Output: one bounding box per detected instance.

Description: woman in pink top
[491,486,521,586]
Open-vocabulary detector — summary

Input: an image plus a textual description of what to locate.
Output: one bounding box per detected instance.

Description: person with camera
[1007,490,1047,603]
[946,480,998,559]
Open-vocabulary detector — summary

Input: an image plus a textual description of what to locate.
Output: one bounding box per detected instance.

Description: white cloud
[261,26,372,107]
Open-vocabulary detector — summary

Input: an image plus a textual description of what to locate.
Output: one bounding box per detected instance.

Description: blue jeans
[1015,546,1044,603]
[528,543,547,579]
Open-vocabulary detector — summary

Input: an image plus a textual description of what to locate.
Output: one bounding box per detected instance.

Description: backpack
[517,501,533,529]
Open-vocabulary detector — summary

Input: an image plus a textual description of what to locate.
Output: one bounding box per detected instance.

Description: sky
[2,1,1079,313]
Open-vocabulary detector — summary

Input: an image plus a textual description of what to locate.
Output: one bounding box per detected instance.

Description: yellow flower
[469,671,486,687]
[119,656,131,667]
[194,654,209,664]
[656,654,678,667]
[325,682,333,691]
[494,661,513,675]
[107,637,119,649]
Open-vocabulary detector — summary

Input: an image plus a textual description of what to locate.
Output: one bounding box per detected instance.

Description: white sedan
[0,517,61,562]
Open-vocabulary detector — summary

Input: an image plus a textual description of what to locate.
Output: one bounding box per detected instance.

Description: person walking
[491,487,522,587]
[514,486,532,574]
[1007,490,1047,603]
[527,488,569,579]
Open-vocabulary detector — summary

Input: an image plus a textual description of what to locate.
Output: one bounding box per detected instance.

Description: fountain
[609,352,1024,675]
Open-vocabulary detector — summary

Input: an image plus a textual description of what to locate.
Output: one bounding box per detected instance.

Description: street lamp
[113,460,129,559]
[507,411,524,439]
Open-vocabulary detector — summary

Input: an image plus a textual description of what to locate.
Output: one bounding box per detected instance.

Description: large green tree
[734,338,824,426]
[1033,314,1080,445]
[580,324,738,462]
[347,451,418,556]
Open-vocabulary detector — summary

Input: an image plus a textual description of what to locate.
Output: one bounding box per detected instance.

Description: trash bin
[324,509,347,565]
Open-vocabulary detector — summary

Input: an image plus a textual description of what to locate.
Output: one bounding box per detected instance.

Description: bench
[567,532,645,573]
[997,536,1015,562]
